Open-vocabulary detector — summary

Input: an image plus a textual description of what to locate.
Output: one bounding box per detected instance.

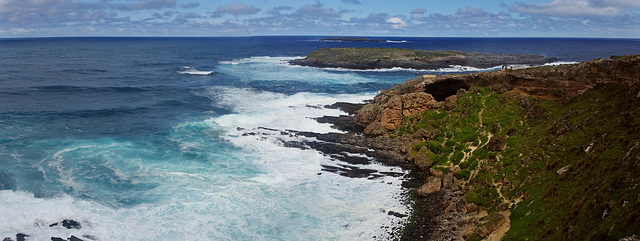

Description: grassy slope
[305,48,462,62]
[395,83,640,240]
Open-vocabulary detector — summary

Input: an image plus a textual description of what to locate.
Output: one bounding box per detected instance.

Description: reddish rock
[416,176,442,197]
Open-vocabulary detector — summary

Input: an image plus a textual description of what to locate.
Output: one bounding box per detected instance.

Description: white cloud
[595,0,640,8]
[386,17,407,29]
[411,7,427,21]
[342,0,363,4]
[112,0,176,11]
[180,2,199,9]
[457,7,486,16]
[211,4,261,18]
[510,0,622,17]
[292,3,343,19]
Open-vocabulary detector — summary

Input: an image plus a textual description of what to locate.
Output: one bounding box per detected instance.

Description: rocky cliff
[289,48,557,70]
[358,55,640,240]
[320,55,640,240]
[356,55,640,136]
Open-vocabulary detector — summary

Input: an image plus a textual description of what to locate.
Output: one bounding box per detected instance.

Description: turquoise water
[1,37,639,240]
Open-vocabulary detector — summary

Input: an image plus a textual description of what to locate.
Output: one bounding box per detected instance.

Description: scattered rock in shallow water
[62,219,81,229]
[16,234,27,241]
[388,211,408,218]
[69,235,84,241]
[49,219,81,229]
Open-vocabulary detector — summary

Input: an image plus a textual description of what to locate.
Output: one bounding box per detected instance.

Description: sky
[0,0,639,38]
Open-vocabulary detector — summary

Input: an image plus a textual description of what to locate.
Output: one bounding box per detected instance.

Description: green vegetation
[397,84,640,240]
[305,48,463,62]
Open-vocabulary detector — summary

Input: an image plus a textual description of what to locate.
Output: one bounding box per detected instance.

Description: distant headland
[290,47,557,70]
[318,37,385,42]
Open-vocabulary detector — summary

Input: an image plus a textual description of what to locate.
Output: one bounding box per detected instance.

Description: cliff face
[355,55,640,240]
[357,55,640,136]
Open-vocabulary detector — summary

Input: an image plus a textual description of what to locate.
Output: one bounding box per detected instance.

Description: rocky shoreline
[312,102,478,240]
[300,55,640,240]
[8,55,639,240]
[289,48,557,70]
[3,219,90,241]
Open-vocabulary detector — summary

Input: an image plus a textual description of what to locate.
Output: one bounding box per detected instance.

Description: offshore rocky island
[296,51,640,240]
[289,47,557,70]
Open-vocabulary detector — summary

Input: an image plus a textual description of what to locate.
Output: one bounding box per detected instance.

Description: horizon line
[1,35,639,40]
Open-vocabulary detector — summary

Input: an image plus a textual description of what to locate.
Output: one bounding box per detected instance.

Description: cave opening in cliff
[424,79,470,101]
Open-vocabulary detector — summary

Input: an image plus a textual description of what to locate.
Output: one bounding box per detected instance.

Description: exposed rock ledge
[356,55,640,136]
[312,55,640,240]
[289,48,557,70]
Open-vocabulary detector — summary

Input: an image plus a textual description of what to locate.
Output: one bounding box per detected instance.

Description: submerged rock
[49,219,81,229]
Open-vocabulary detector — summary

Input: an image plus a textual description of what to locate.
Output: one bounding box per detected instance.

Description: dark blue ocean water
[0,37,639,240]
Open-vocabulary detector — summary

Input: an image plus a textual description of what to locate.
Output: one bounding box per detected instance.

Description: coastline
[306,54,640,240]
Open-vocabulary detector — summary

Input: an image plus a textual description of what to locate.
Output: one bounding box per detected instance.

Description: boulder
[487,137,506,151]
[474,212,507,237]
[444,202,458,213]
[381,96,404,130]
[445,95,458,110]
[414,148,436,170]
[416,176,442,197]
[401,92,440,117]
[443,172,456,188]
[355,103,380,127]
[363,121,388,137]
[380,92,440,130]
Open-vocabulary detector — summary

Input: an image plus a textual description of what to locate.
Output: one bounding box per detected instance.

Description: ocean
[0,36,639,240]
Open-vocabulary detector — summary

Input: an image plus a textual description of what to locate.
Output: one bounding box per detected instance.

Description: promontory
[289,47,557,70]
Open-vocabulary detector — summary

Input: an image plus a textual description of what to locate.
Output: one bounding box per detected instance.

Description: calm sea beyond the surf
[1,37,639,240]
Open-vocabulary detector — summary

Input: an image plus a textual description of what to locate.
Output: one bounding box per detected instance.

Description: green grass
[394,84,640,240]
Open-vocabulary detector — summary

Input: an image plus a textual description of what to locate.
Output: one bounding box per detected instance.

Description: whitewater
[1,37,639,240]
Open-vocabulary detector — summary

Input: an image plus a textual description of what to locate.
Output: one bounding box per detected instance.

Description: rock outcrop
[355,55,640,137]
[275,54,640,241]
[357,54,640,241]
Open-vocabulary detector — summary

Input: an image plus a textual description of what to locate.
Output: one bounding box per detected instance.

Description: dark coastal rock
[69,235,84,241]
[51,235,84,241]
[313,115,363,133]
[324,102,365,115]
[16,234,27,241]
[49,219,81,229]
[388,211,408,218]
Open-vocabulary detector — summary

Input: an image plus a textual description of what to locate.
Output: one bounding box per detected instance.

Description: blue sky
[1,0,639,37]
